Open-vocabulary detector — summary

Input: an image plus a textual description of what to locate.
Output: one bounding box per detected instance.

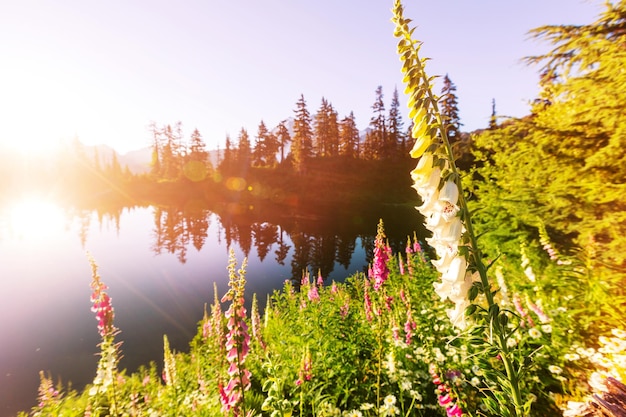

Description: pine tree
[489,98,497,129]
[236,128,251,171]
[365,85,387,159]
[313,98,339,157]
[219,134,234,173]
[149,121,162,178]
[388,86,405,158]
[440,74,462,143]
[339,111,360,158]
[291,94,313,172]
[253,120,279,167]
[188,128,208,163]
[275,120,291,164]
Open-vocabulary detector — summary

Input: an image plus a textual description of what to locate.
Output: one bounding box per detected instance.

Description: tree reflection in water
[145,198,426,283]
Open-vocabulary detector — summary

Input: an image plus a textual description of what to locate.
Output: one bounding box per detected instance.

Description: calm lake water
[0,193,425,416]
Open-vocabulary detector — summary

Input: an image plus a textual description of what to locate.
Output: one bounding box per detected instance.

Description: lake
[0,193,425,416]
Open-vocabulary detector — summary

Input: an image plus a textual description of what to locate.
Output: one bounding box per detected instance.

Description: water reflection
[0,196,425,417]
[143,199,426,282]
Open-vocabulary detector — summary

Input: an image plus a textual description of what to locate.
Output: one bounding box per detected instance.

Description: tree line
[146,80,463,182]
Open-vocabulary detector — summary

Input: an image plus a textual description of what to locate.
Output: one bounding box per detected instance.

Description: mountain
[121,146,152,174]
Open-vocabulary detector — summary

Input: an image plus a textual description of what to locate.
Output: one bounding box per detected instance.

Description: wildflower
[513,293,535,327]
[549,365,563,375]
[384,394,397,407]
[36,371,59,408]
[563,401,589,417]
[317,270,324,287]
[495,266,510,305]
[446,403,463,417]
[87,256,121,398]
[526,295,550,323]
[295,345,313,385]
[404,309,417,345]
[371,220,391,291]
[364,278,373,322]
[429,363,465,416]
[220,250,252,414]
[308,282,320,302]
[541,324,553,334]
[409,129,432,158]
[162,335,177,386]
[528,328,542,339]
[345,410,363,417]
[251,294,266,350]
[89,258,117,338]
[201,307,211,340]
[612,328,626,338]
[340,302,349,318]
[520,243,536,282]
[564,353,580,361]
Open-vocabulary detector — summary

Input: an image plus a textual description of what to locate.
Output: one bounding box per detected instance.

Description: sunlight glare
[3,197,66,240]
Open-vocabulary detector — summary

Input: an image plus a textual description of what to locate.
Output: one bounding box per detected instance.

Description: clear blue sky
[0,1,603,154]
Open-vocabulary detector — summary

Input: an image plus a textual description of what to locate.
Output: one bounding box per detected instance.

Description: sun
[2,196,66,240]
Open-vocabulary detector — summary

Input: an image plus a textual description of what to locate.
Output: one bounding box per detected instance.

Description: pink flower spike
[447,403,463,417]
[438,394,452,407]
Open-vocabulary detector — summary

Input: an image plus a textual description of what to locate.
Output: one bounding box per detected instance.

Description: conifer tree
[149,121,162,178]
[291,94,313,172]
[236,128,251,171]
[253,120,278,167]
[339,111,360,158]
[440,74,462,143]
[365,85,387,159]
[388,86,405,158]
[161,124,178,180]
[219,134,234,173]
[275,120,291,164]
[489,98,497,129]
[188,128,209,164]
[313,98,339,157]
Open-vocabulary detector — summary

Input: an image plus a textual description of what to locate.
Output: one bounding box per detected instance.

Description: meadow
[20,0,626,415]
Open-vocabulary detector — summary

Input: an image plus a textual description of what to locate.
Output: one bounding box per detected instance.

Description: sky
[0,0,604,155]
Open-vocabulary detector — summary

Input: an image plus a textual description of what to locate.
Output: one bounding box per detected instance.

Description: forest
[15,0,626,416]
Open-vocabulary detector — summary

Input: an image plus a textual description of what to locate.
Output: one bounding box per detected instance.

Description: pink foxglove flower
[430,364,465,417]
[308,282,320,303]
[370,220,391,291]
[317,270,324,287]
[87,256,121,398]
[295,346,313,386]
[89,259,116,338]
[220,250,252,415]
